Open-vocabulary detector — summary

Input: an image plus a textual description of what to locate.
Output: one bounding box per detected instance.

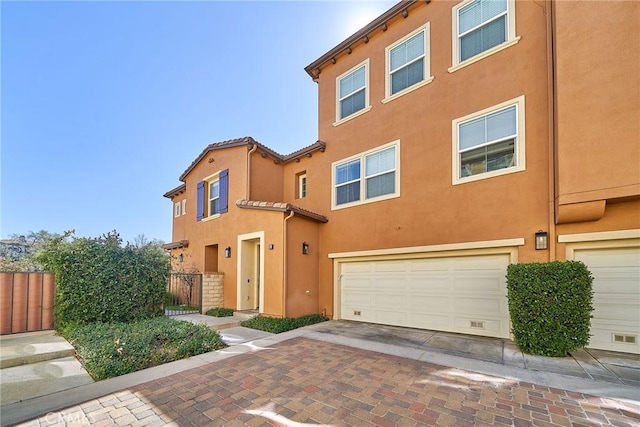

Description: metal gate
[165,272,202,315]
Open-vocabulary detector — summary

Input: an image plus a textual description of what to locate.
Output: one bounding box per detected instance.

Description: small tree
[37,231,170,328]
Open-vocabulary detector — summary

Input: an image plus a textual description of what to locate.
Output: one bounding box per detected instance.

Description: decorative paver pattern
[16,337,640,426]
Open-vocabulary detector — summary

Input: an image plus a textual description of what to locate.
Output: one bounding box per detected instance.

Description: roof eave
[304,0,421,79]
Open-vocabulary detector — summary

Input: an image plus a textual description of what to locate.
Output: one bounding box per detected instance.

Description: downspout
[282,211,295,317]
[246,144,258,200]
[546,0,557,261]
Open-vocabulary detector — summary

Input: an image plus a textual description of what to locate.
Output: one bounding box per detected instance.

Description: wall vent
[353,310,361,316]
[470,320,485,329]
[613,334,637,344]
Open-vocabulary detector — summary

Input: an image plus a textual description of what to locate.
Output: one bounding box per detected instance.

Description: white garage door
[575,246,640,354]
[340,254,510,338]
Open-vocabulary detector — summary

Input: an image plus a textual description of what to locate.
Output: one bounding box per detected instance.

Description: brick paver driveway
[19,337,640,426]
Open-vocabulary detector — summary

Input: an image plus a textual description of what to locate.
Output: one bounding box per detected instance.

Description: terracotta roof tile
[236,199,328,223]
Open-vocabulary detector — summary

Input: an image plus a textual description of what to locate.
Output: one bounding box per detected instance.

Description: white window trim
[298,173,307,199]
[334,59,371,126]
[449,0,519,73]
[331,140,401,211]
[202,170,222,220]
[383,23,433,103]
[181,199,186,216]
[451,95,526,185]
[174,202,181,218]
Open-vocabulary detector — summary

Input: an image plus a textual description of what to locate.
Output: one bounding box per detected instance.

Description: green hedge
[61,317,226,380]
[507,261,594,357]
[241,313,328,333]
[205,307,234,317]
[37,231,170,328]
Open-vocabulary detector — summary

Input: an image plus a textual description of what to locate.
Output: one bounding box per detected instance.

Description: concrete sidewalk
[2,319,639,426]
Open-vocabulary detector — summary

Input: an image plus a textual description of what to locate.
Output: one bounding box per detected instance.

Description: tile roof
[236,199,328,223]
[163,183,187,199]
[161,240,189,250]
[178,137,326,182]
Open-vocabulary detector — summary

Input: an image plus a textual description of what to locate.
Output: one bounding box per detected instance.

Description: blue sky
[1,0,397,244]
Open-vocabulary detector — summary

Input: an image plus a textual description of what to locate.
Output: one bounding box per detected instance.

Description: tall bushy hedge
[37,231,170,328]
[506,261,594,357]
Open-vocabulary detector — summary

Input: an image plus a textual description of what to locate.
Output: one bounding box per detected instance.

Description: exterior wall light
[177,253,183,263]
[224,246,231,258]
[302,242,309,255]
[535,231,548,250]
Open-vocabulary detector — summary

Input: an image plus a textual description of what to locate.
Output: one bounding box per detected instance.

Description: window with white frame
[174,202,181,218]
[336,60,369,122]
[208,180,220,215]
[181,199,186,215]
[197,169,229,221]
[453,96,525,184]
[453,0,517,66]
[386,24,431,99]
[298,173,307,199]
[333,142,400,209]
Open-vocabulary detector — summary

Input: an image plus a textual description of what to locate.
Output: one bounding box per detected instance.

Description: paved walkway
[5,321,639,427]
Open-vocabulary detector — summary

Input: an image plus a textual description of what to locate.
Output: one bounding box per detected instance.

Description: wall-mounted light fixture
[535,231,548,250]
[268,244,274,250]
[302,242,309,255]
[177,254,183,263]
[224,246,232,258]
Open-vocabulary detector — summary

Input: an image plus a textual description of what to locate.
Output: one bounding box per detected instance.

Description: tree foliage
[0,230,68,271]
[37,231,170,328]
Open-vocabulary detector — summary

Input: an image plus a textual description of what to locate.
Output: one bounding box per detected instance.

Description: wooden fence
[0,272,55,335]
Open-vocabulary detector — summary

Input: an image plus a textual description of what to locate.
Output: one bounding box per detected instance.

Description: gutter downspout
[282,211,295,318]
[246,144,258,200]
[546,0,557,261]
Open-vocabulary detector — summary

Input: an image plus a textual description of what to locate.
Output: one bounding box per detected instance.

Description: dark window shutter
[219,169,229,213]
[196,181,205,221]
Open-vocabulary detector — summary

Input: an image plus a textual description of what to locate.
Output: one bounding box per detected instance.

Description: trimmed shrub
[507,261,594,357]
[205,307,234,317]
[37,231,170,328]
[241,313,328,334]
[60,317,226,380]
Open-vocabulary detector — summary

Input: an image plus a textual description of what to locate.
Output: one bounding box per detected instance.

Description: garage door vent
[470,321,485,329]
[613,334,637,344]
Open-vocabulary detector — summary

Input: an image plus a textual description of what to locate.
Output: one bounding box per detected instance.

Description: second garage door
[340,253,511,338]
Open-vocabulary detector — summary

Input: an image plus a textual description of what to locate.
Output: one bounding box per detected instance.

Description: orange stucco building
[164,0,639,354]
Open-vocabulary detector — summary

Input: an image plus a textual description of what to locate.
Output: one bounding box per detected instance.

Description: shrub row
[241,313,328,334]
[507,261,594,357]
[60,317,226,380]
[37,231,170,327]
[205,307,234,317]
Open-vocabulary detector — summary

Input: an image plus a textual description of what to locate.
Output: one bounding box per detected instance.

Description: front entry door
[239,237,261,310]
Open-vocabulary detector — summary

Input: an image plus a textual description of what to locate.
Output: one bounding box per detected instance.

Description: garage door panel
[408,277,451,291]
[454,297,505,315]
[373,293,407,308]
[409,259,451,271]
[575,246,639,354]
[453,277,505,292]
[374,261,407,272]
[340,254,510,339]
[342,292,373,306]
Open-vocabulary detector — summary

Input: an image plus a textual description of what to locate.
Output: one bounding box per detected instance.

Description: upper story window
[451,0,518,70]
[174,202,181,218]
[384,23,432,102]
[335,59,370,125]
[298,173,307,199]
[332,142,400,210]
[197,169,229,221]
[181,199,186,215]
[452,95,525,184]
